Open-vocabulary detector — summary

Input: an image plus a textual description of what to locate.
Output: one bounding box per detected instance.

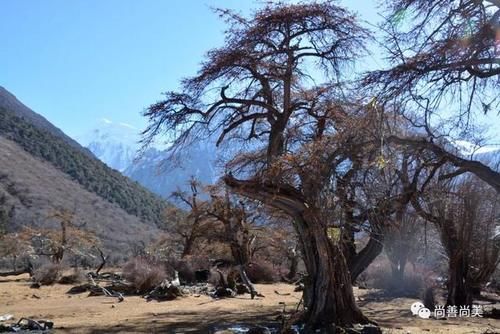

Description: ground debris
[144,280,183,302]
[181,283,212,295]
[66,283,93,294]
[345,324,382,334]
[0,317,53,333]
[211,286,237,298]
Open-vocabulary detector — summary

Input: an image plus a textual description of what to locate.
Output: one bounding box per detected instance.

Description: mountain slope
[0,86,92,157]
[0,106,167,226]
[0,136,160,253]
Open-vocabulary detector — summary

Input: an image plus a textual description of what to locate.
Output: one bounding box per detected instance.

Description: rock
[58,274,81,285]
[361,324,382,334]
[0,314,13,322]
[487,307,500,319]
[293,283,304,292]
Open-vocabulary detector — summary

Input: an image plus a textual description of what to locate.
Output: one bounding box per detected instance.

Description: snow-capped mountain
[76,119,217,198]
[77,119,138,172]
[453,139,500,170]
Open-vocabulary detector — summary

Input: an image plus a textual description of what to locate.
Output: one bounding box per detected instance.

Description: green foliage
[0,107,167,225]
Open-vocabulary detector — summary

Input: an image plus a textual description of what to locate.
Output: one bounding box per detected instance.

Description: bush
[58,269,84,285]
[33,264,61,285]
[246,261,278,284]
[122,257,167,293]
[166,256,212,284]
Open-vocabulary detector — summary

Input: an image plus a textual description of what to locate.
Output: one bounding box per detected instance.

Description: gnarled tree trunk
[225,176,369,330]
[297,215,368,330]
[346,228,385,284]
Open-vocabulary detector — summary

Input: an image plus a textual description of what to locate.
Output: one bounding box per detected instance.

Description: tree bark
[387,135,500,193]
[224,176,369,330]
[447,251,473,307]
[238,264,258,299]
[348,232,384,284]
[297,216,368,330]
[181,236,195,258]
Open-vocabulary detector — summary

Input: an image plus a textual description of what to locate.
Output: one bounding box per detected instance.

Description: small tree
[413,175,500,306]
[28,209,99,264]
[207,186,260,298]
[169,178,209,258]
[384,208,422,283]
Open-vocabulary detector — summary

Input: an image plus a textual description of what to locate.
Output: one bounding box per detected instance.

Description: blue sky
[0,0,382,138]
[2,0,497,145]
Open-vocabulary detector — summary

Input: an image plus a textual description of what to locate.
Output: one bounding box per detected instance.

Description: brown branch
[387,135,500,192]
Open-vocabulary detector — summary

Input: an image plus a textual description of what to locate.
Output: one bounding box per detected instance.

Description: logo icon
[418,307,431,319]
[410,302,424,316]
[410,302,431,319]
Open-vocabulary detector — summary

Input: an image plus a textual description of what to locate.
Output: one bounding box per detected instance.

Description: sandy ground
[0,274,499,333]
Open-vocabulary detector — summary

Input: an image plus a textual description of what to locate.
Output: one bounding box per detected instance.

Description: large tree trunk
[347,230,384,284]
[447,251,473,307]
[224,176,369,330]
[297,216,368,331]
[181,236,195,258]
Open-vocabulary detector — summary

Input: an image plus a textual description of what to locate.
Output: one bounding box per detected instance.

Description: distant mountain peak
[78,119,217,198]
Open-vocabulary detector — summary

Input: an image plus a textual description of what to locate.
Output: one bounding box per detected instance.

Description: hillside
[0,136,160,254]
[0,106,167,226]
[0,86,91,157]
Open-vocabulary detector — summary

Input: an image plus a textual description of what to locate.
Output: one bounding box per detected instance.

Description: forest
[0,1,499,333]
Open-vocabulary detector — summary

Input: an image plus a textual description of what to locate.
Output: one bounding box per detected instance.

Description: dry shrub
[33,264,61,285]
[167,256,212,284]
[122,257,167,293]
[58,269,85,285]
[365,259,425,297]
[246,260,278,284]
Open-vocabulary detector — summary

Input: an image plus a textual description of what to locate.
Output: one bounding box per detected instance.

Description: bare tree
[412,174,500,306]
[363,0,500,193]
[384,208,422,283]
[366,0,499,121]
[142,2,370,329]
[169,178,209,258]
[28,209,98,264]
[207,187,260,298]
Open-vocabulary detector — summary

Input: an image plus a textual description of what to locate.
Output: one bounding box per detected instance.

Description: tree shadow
[58,308,285,334]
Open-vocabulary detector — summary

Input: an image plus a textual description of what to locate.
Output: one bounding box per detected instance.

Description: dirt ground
[0,274,499,333]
